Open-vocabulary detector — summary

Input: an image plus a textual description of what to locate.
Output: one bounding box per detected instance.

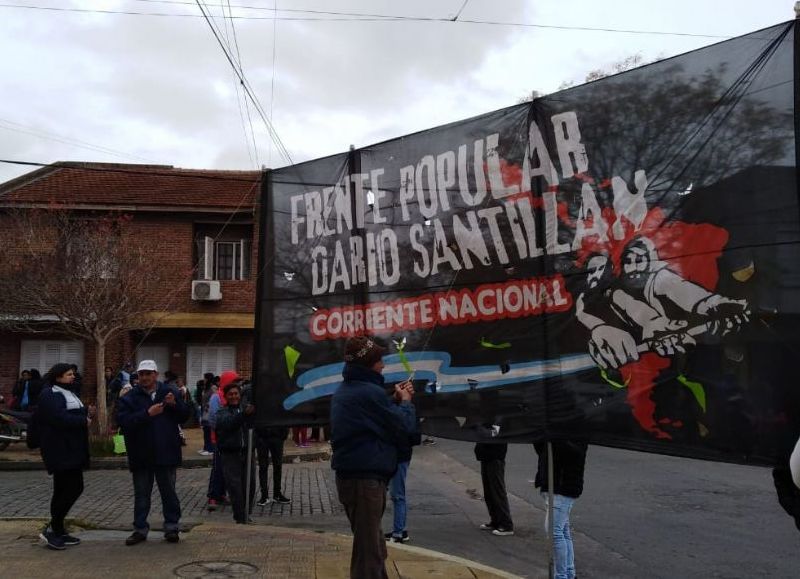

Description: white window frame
[202,236,250,281]
[186,345,237,387]
[20,340,84,375]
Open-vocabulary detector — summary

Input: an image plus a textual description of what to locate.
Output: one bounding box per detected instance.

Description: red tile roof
[0,162,261,210]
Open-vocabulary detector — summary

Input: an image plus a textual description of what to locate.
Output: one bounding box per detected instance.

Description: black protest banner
[254,21,800,465]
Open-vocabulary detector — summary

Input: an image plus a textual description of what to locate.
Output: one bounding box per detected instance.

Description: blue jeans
[389,461,409,536]
[543,493,576,579]
[132,467,181,535]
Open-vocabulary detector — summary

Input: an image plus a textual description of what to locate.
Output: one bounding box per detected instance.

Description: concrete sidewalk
[0,518,521,579]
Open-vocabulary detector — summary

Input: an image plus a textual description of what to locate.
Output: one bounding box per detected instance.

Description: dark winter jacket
[12,378,42,410]
[116,382,191,470]
[215,404,252,453]
[36,385,90,474]
[474,442,508,462]
[534,439,588,498]
[330,363,416,481]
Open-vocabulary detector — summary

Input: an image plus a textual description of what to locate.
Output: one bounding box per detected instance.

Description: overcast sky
[0,0,794,184]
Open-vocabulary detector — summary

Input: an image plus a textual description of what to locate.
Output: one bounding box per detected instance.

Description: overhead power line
[0,2,733,39]
[224,0,261,168]
[268,0,278,167]
[452,0,470,22]
[0,118,159,163]
[194,0,294,165]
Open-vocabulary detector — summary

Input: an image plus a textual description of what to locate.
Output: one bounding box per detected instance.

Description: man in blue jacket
[116,360,191,546]
[331,336,416,579]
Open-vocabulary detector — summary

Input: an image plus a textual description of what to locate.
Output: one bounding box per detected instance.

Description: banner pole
[245,427,254,523]
[547,440,555,579]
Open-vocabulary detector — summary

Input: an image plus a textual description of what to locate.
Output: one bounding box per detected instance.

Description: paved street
[2,442,798,578]
[434,439,800,579]
[0,447,635,579]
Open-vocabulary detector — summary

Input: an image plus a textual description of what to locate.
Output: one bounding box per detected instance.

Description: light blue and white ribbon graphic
[283,351,595,410]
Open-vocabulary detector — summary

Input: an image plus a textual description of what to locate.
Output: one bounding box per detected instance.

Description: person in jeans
[214,374,256,524]
[534,438,589,579]
[475,441,514,536]
[331,336,417,579]
[36,363,92,550]
[385,419,421,543]
[256,426,291,505]
[205,381,228,510]
[116,360,191,545]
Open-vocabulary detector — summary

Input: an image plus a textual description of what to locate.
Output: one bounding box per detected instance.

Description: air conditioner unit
[192,280,222,301]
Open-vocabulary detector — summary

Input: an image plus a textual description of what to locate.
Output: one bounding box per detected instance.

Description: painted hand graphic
[588,324,640,370]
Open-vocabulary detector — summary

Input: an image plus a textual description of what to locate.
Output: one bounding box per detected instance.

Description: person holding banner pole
[214,374,256,524]
[534,439,588,579]
[331,336,417,579]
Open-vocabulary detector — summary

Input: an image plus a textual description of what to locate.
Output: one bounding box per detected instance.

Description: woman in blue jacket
[36,363,92,551]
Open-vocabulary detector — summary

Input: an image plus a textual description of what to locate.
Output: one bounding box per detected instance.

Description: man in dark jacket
[331,336,416,579]
[534,439,589,579]
[116,360,191,546]
[214,372,256,524]
[475,441,514,536]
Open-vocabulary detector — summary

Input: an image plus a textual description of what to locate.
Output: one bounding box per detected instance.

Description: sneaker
[273,494,291,504]
[479,522,496,531]
[207,499,218,511]
[198,450,212,456]
[422,437,436,446]
[257,497,272,506]
[125,531,147,546]
[384,530,410,543]
[39,528,66,551]
[491,527,514,536]
[164,530,180,543]
[60,533,81,546]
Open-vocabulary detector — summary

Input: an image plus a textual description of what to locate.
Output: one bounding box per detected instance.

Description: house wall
[0,210,259,405]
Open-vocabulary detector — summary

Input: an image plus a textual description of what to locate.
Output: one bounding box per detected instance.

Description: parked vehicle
[0,400,29,450]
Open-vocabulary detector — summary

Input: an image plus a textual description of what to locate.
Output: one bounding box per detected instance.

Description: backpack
[26,407,41,449]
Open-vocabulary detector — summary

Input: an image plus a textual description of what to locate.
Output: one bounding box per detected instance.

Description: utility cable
[0,118,158,164]
[194,0,293,165]
[0,3,734,38]
[451,0,469,22]
[221,0,260,168]
[268,0,278,167]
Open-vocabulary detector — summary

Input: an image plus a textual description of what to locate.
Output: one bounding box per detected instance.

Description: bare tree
[0,208,171,434]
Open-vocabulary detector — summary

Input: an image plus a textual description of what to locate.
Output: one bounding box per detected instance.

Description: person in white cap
[116,360,191,546]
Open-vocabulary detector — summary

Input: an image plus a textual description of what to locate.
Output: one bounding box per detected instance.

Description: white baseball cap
[136,360,158,373]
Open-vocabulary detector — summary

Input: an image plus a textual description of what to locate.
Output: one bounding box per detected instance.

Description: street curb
[386,541,525,579]
[0,447,331,471]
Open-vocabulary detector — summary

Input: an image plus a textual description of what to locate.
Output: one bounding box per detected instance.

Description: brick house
[0,162,262,401]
